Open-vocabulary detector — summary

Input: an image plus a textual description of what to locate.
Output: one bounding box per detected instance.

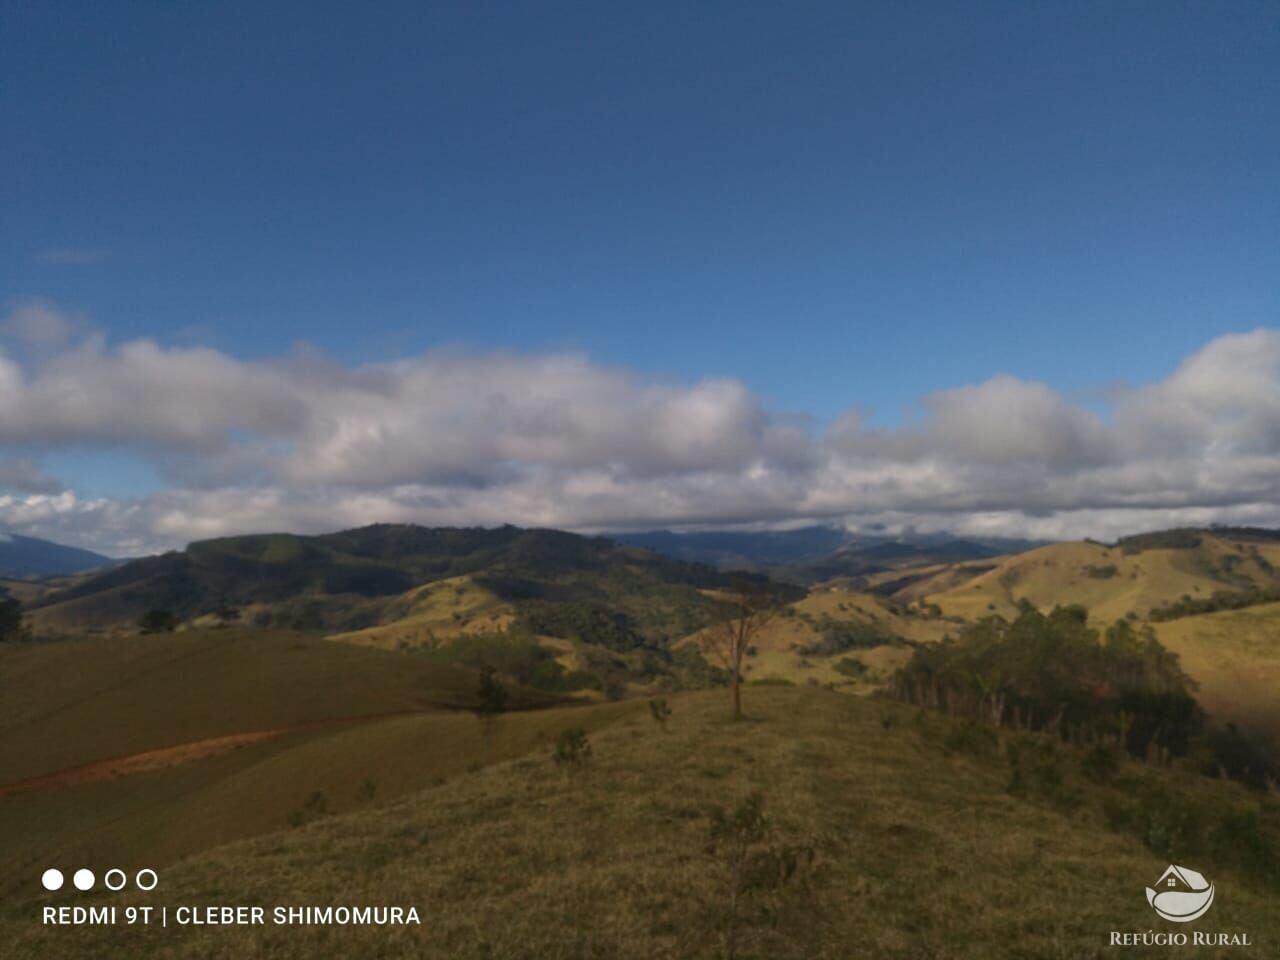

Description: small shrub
[945,721,999,759]
[648,697,672,731]
[1006,738,1079,809]
[707,793,815,960]
[1081,743,1122,783]
[553,727,592,778]
[138,609,179,633]
[287,790,329,828]
[833,657,867,678]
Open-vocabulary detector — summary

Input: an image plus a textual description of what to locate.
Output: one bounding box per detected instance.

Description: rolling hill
[23,524,741,640]
[1152,601,1280,743]
[925,529,1280,624]
[3,524,1280,957]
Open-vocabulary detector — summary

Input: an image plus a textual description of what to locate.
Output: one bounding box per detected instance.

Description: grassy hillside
[0,630,561,784]
[327,575,514,649]
[928,534,1280,624]
[678,587,954,689]
[25,525,736,642]
[1153,602,1280,743]
[0,701,625,903]
[5,687,1276,959]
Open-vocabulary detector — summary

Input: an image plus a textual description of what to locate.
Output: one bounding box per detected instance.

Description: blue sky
[1,1,1278,553]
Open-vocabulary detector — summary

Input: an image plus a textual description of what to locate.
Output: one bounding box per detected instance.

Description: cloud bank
[1,301,1278,556]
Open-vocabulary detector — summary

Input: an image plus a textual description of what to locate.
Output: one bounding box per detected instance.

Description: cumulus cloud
[0,458,65,495]
[2,299,85,353]
[0,311,1276,556]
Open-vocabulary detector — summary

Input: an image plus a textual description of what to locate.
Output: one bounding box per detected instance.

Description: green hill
[0,629,574,900]
[25,524,741,640]
[926,531,1280,624]
[5,687,1276,959]
[1153,602,1280,744]
[0,629,562,785]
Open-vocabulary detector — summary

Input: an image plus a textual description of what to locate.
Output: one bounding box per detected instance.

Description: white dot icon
[41,869,64,891]
[73,869,95,891]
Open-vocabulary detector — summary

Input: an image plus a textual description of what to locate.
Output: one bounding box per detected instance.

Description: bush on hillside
[138,609,179,633]
[890,607,1200,760]
[797,617,902,656]
[514,600,647,651]
[421,630,596,693]
[0,597,26,642]
[1148,586,1280,621]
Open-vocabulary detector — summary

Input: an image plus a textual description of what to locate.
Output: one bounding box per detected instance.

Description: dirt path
[0,709,432,798]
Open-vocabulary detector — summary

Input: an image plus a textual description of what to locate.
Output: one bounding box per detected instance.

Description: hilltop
[6,687,1277,959]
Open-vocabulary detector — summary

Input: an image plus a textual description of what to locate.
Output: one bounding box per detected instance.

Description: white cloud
[0,310,1276,556]
[2,299,84,353]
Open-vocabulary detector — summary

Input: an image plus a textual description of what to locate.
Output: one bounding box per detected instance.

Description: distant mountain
[0,534,111,578]
[613,525,1045,584]
[26,524,787,637]
[613,526,849,569]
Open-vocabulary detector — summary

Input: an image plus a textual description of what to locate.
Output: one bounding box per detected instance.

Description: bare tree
[699,574,781,721]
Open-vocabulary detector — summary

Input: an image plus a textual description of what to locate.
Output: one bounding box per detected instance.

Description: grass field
[1153,602,1280,743]
[0,700,630,902]
[929,536,1280,624]
[326,575,515,649]
[683,587,954,689]
[0,628,584,903]
[4,687,1276,959]
[0,630,560,784]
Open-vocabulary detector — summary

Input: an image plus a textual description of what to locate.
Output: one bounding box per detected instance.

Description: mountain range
[0,533,111,579]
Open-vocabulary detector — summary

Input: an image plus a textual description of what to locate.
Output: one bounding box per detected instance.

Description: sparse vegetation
[1149,586,1280,621]
[137,608,179,633]
[0,598,25,643]
[648,697,672,731]
[552,726,592,779]
[474,666,509,754]
[706,792,815,960]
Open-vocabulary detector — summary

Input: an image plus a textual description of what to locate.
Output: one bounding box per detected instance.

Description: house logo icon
[1145,865,1215,922]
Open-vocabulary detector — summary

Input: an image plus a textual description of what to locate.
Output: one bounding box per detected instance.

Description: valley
[2,522,1278,957]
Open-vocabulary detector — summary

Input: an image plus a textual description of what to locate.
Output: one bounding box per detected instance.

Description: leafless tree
[699,575,782,721]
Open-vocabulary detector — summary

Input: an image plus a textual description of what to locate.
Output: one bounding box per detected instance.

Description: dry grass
[327,575,514,650]
[0,629,557,784]
[929,537,1280,624]
[682,587,952,689]
[1153,602,1280,742]
[7,688,1276,959]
